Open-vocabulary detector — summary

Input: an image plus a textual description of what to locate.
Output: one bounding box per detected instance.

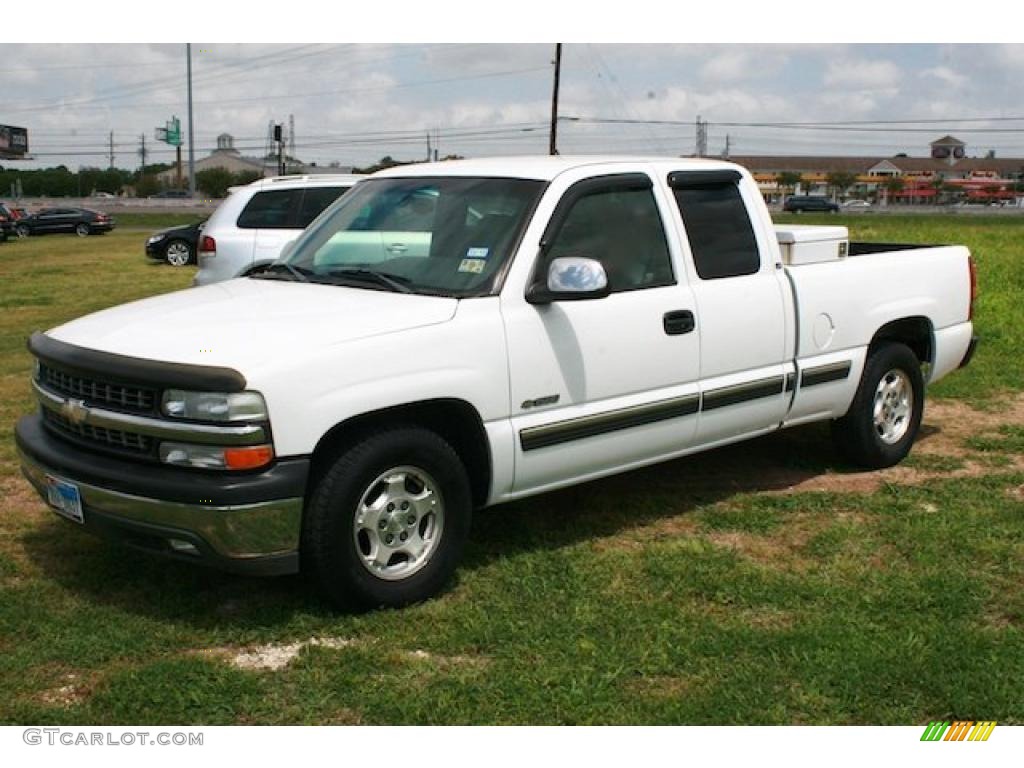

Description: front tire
[15,224,30,239]
[832,342,924,468]
[303,427,472,610]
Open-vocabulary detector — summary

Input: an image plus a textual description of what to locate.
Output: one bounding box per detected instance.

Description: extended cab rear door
[666,170,792,445]
[501,169,701,494]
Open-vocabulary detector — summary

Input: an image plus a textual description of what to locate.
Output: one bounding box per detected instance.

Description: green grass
[1,216,1022,725]
[109,212,208,229]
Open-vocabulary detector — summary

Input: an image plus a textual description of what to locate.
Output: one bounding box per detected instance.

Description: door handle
[663,310,695,336]
[385,243,408,254]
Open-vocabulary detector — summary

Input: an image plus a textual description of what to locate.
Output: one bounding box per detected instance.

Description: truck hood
[47,278,459,374]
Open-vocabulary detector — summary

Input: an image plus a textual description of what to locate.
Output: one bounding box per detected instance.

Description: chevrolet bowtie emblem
[61,398,89,426]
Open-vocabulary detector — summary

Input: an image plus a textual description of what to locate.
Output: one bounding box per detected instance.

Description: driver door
[501,173,701,493]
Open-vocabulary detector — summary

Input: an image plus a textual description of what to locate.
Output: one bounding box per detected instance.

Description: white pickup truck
[16,157,978,609]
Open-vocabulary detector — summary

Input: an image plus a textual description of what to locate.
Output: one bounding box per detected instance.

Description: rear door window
[236,189,302,229]
[296,186,350,228]
[670,177,760,280]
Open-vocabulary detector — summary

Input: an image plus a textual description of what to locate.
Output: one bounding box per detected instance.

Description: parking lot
[0,213,1022,724]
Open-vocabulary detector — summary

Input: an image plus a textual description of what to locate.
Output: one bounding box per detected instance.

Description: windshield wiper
[249,262,312,282]
[324,268,413,293]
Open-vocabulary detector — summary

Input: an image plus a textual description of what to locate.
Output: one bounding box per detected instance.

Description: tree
[775,171,802,200]
[352,156,415,175]
[826,171,857,201]
[233,170,263,186]
[196,167,237,198]
[882,176,905,205]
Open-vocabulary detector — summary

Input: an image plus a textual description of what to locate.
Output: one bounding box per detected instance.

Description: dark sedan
[15,207,115,238]
[145,219,205,266]
[782,195,840,214]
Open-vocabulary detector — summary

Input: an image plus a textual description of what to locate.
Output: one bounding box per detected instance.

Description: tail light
[199,235,216,257]
[968,255,978,320]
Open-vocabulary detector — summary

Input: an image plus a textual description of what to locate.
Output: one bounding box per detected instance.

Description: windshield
[280,176,544,296]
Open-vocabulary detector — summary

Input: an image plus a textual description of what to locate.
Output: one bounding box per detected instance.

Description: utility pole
[695,115,708,157]
[186,43,196,197]
[108,131,115,170]
[723,134,731,159]
[139,134,147,173]
[549,43,562,156]
[274,124,285,175]
[433,128,439,162]
[289,114,295,160]
[426,130,432,162]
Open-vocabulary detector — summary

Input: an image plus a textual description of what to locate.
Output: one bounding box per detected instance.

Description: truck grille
[42,407,153,455]
[39,363,157,414]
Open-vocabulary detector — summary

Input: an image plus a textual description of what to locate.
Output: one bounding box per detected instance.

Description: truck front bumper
[15,414,306,575]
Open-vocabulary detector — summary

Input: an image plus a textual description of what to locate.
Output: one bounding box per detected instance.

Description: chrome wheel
[75,223,90,237]
[352,465,444,581]
[873,369,913,444]
[165,240,192,266]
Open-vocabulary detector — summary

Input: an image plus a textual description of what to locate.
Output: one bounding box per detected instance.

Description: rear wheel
[164,239,193,266]
[75,223,90,237]
[15,224,30,238]
[303,427,472,610]
[832,342,924,468]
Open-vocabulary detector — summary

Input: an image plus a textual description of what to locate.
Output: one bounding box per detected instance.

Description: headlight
[147,234,166,244]
[161,390,268,422]
[160,442,274,470]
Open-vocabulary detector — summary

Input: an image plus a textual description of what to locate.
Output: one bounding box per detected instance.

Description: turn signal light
[224,445,275,470]
[968,256,978,320]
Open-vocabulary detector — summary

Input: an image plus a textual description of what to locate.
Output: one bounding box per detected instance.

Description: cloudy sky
[4,42,1024,170]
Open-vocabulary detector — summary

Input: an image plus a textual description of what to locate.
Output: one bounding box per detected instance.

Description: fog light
[168,539,200,556]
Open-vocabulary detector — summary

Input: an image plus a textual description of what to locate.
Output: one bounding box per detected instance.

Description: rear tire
[15,224,29,238]
[164,239,194,266]
[831,342,924,468]
[75,223,90,237]
[303,427,472,611]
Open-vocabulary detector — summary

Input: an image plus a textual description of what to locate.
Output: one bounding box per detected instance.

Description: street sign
[155,117,182,147]
[166,117,181,147]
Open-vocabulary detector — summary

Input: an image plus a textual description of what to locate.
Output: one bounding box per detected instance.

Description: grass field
[0,217,1022,725]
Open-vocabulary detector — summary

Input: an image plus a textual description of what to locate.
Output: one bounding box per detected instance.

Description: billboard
[0,125,29,158]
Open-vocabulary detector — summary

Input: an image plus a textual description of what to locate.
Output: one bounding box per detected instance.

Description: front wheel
[303,427,472,610]
[15,224,30,238]
[831,342,924,468]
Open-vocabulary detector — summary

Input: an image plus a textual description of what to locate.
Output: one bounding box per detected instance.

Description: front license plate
[45,475,84,524]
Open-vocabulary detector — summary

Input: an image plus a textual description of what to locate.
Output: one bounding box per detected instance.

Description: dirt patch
[777,394,1024,495]
[1007,485,1024,504]
[37,672,92,708]
[227,636,356,671]
[622,673,708,699]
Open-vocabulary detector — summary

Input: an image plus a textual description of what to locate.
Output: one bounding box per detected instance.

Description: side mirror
[526,256,610,305]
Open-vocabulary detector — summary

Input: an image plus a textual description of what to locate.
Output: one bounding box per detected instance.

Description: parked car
[16,157,978,610]
[841,199,871,208]
[0,206,14,241]
[145,220,206,266]
[783,195,840,213]
[14,207,115,238]
[193,174,363,286]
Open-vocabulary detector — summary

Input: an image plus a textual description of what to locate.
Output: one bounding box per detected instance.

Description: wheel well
[869,316,933,365]
[307,399,492,508]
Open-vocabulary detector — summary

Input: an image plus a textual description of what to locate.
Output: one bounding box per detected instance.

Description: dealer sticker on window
[458,258,486,274]
[466,247,489,259]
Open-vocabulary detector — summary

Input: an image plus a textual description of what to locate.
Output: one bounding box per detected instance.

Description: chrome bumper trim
[33,379,267,446]
[18,445,301,560]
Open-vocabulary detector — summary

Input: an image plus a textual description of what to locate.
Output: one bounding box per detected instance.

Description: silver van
[193,174,362,286]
